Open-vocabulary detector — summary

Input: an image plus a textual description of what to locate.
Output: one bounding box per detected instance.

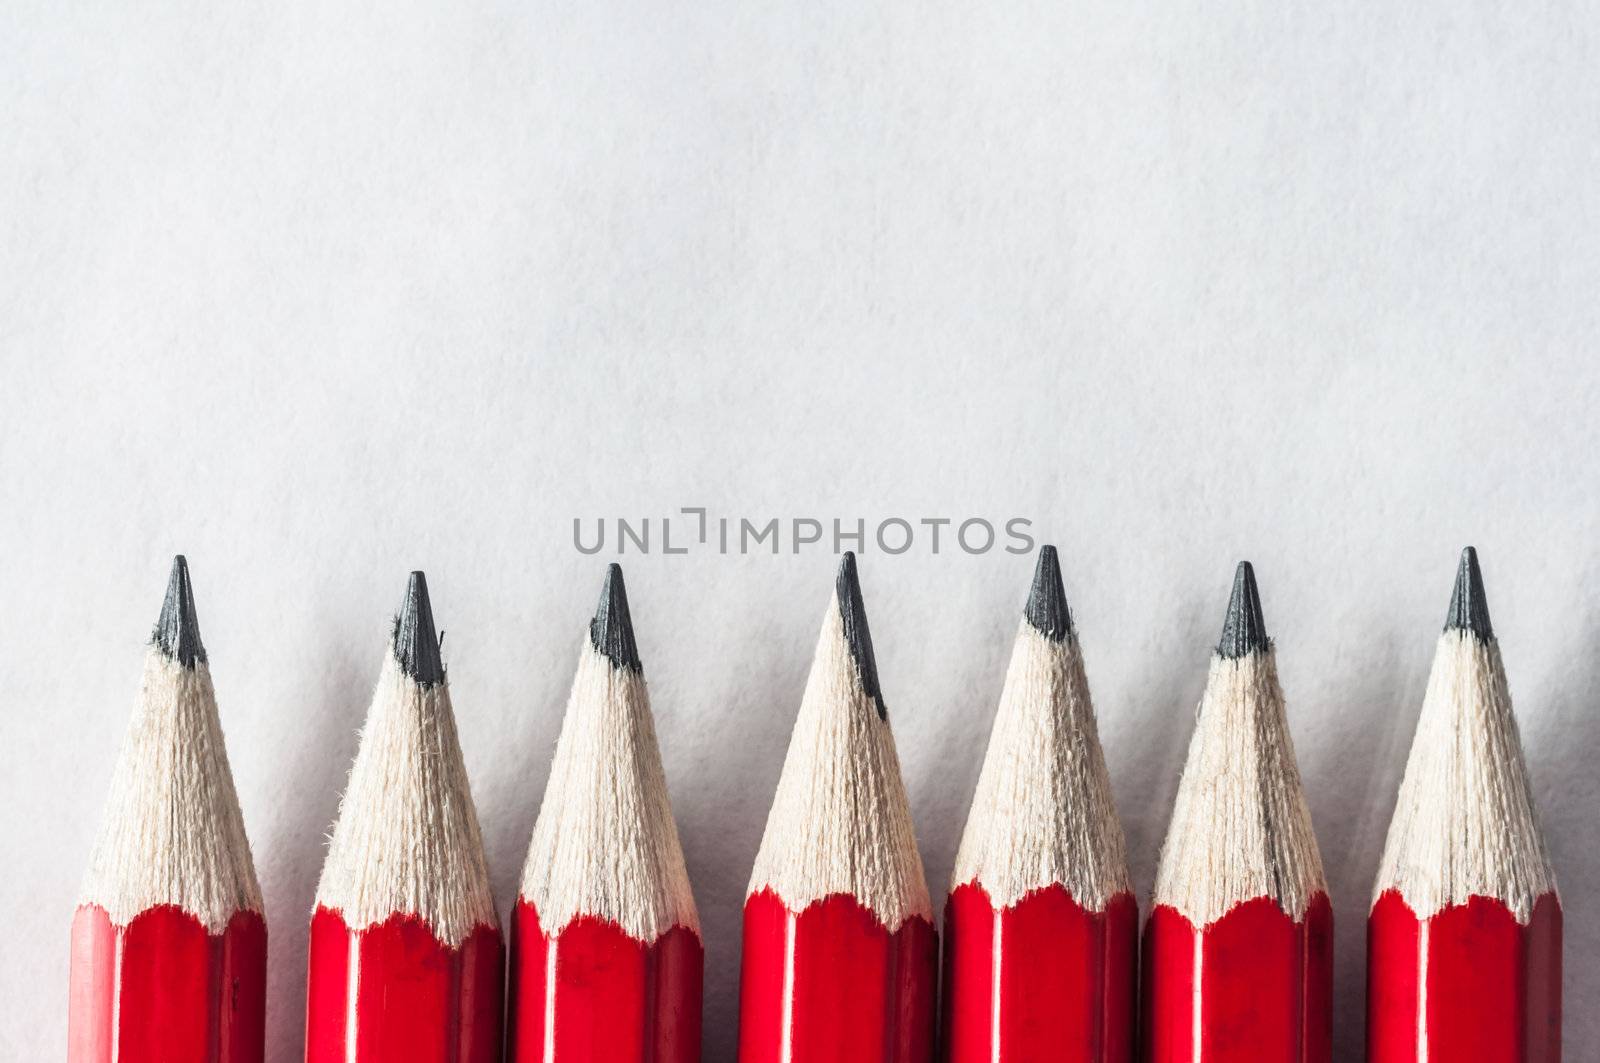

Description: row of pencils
[67,547,1561,1062]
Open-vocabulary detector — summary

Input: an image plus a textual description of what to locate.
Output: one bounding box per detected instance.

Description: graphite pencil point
[393,571,445,687]
[835,552,885,719]
[590,563,643,673]
[1444,546,1494,642]
[1216,561,1269,659]
[153,555,207,668]
[1023,545,1074,642]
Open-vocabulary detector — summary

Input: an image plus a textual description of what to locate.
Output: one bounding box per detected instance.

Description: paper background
[4,2,1598,1058]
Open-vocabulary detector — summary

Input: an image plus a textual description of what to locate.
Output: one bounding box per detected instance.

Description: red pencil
[304,572,503,1063]
[1142,562,1333,1063]
[943,546,1137,1062]
[507,564,703,1061]
[1368,547,1561,1062]
[738,552,937,1063]
[70,556,267,1063]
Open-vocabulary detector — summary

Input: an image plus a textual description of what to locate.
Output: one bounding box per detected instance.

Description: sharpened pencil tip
[1445,546,1494,642]
[835,552,886,719]
[590,563,642,672]
[153,555,206,668]
[1217,560,1269,659]
[393,571,445,686]
[1023,545,1074,642]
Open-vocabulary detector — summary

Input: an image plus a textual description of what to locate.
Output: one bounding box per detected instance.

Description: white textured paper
[2,2,1598,1059]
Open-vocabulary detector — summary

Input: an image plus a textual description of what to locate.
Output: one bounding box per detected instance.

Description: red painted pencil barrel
[506,900,704,1061]
[1141,893,1333,1063]
[68,904,266,1063]
[942,884,1137,1062]
[304,906,503,1063]
[1367,890,1561,1062]
[738,889,938,1063]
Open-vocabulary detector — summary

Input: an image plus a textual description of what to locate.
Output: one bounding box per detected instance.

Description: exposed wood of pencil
[508,563,703,1062]
[70,556,266,1063]
[1142,561,1332,1063]
[1367,547,1561,1062]
[305,572,502,1063]
[944,546,1137,1062]
[738,552,937,1063]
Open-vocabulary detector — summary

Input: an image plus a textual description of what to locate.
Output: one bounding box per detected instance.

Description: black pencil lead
[1023,545,1074,642]
[835,552,886,719]
[1217,560,1270,659]
[393,571,445,687]
[590,563,643,673]
[1445,546,1494,642]
[153,555,207,668]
